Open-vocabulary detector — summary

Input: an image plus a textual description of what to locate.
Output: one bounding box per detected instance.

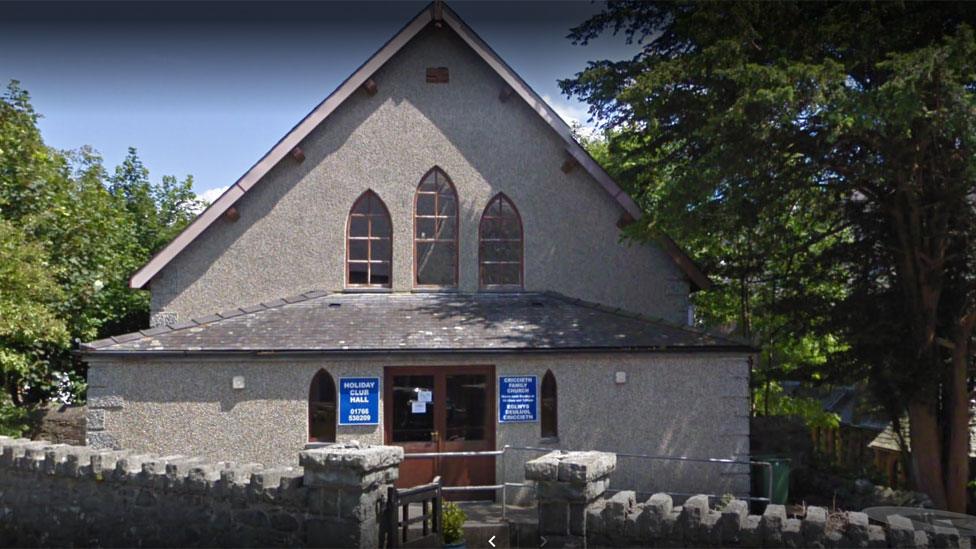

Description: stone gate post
[299,442,404,548]
[525,450,616,548]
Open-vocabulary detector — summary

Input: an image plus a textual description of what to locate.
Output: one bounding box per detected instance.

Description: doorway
[383,365,496,500]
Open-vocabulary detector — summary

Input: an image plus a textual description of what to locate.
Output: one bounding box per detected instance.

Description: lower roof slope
[81,292,750,355]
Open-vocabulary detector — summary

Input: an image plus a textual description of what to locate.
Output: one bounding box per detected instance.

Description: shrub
[0,398,32,437]
[442,501,466,545]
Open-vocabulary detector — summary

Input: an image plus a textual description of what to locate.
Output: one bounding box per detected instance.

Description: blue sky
[1,1,637,201]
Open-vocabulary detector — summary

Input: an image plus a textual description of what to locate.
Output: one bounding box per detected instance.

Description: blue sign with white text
[498,375,538,423]
[339,377,380,426]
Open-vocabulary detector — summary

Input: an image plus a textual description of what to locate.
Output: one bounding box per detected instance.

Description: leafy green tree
[0,80,201,421]
[581,129,846,427]
[0,219,68,405]
[109,147,200,257]
[563,2,976,510]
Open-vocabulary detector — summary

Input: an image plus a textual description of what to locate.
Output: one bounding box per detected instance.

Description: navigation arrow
[488,535,496,547]
[540,536,548,547]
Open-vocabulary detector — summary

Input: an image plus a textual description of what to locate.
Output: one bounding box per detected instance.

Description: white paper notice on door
[417,390,432,403]
[411,401,427,414]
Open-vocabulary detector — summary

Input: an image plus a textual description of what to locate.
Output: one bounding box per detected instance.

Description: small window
[308,369,337,442]
[479,193,523,288]
[347,190,392,287]
[541,370,557,439]
[414,167,458,287]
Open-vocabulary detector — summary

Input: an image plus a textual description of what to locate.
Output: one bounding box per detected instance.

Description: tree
[581,130,847,429]
[109,147,200,256]
[0,80,201,418]
[563,2,976,510]
[0,219,68,405]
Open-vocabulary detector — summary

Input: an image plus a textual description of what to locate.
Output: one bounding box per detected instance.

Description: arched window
[308,369,337,443]
[541,370,557,439]
[347,190,392,287]
[414,167,458,287]
[479,193,523,288]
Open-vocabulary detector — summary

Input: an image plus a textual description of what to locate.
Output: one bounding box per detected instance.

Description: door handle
[430,431,440,442]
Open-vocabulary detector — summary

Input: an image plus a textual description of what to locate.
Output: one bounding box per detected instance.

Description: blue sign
[338,377,380,426]
[498,375,538,423]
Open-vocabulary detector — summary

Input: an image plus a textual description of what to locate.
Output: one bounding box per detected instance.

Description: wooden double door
[384,365,496,500]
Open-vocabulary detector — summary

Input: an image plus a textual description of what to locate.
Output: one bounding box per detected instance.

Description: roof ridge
[82,290,334,350]
[540,291,751,348]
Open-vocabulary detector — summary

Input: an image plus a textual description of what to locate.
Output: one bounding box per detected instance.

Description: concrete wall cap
[298,443,404,473]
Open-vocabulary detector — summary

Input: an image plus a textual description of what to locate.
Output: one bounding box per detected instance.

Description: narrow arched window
[308,369,337,443]
[414,167,458,287]
[479,193,523,288]
[347,190,392,287]
[541,370,557,439]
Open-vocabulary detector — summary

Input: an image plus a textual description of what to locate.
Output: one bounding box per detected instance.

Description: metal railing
[402,444,773,519]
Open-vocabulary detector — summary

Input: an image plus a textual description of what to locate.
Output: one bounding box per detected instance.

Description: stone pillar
[298,442,403,549]
[525,450,616,548]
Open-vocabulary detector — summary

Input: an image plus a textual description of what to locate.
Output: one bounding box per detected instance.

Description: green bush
[0,398,32,437]
[442,501,466,545]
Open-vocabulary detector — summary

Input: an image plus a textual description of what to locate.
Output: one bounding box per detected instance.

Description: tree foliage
[0,80,200,421]
[563,2,976,510]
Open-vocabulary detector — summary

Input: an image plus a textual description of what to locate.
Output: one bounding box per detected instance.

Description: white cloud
[188,185,230,214]
[197,185,229,205]
[542,95,600,139]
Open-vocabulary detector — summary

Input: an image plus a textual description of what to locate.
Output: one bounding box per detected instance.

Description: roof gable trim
[129,2,709,290]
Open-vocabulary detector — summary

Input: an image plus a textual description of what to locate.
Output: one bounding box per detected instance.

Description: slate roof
[869,414,976,458]
[780,382,889,431]
[81,292,750,354]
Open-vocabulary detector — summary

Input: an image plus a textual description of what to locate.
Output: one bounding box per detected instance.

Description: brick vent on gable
[426,67,449,83]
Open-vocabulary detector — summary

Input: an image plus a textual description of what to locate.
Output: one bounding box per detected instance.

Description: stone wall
[0,437,401,548]
[525,450,968,548]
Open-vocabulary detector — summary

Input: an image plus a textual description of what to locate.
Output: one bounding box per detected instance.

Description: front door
[384,365,496,500]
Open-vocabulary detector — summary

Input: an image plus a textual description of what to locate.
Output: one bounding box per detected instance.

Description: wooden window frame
[478,192,524,290]
[413,166,460,289]
[541,369,558,440]
[346,190,393,289]
[308,369,337,443]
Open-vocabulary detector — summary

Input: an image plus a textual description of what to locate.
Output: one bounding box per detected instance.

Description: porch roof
[81,292,751,355]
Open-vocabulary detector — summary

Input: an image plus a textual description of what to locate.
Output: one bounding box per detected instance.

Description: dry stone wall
[525,450,968,548]
[0,437,401,548]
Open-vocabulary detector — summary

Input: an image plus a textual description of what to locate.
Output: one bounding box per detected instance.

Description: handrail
[400,444,774,509]
[403,449,505,458]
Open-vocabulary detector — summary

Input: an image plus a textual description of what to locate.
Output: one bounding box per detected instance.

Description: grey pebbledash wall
[525,450,968,549]
[85,352,751,501]
[148,24,690,327]
[0,437,402,548]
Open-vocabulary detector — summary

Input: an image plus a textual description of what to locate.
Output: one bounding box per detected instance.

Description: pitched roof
[128,2,711,291]
[869,416,976,458]
[81,292,749,354]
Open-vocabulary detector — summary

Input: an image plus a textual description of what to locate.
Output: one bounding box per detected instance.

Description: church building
[81,2,753,499]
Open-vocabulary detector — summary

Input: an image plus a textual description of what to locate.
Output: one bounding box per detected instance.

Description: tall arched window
[414,167,458,287]
[479,193,523,288]
[347,190,392,287]
[308,369,337,442]
[541,370,558,439]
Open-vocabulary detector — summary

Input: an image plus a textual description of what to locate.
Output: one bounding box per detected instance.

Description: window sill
[411,287,460,293]
[343,287,392,293]
[479,287,526,294]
